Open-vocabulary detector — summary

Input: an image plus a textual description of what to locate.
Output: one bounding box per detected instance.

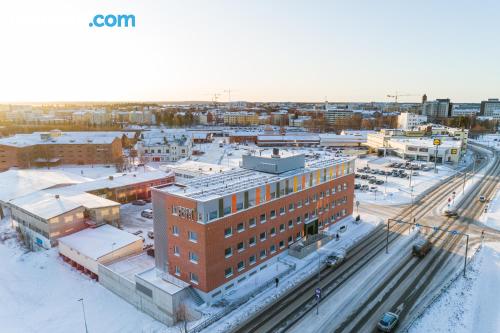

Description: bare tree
[176,303,190,333]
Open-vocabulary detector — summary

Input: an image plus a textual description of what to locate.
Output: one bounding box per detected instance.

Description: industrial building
[151,150,355,302]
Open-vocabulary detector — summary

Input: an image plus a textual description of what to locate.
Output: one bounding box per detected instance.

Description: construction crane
[386,92,419,104]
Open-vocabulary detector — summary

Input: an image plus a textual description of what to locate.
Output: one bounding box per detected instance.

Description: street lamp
[77,298,89,333]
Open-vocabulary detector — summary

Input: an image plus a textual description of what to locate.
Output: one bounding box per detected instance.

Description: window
[173,246,180,256]
[289,203,294,211]
[189,252,199,264]
[279,207,285,215]
[279,223,285,232]
[320,191,324,199]
[288,235,293,244]
[224,227,232,238]
[270,227,276,237]
[326,189,330,196]
[260,249,267,259]
[313,194,317,202]
[270,210,276,219]
[188,231,198,243]
[279,240,285,249]
[297,200,302,208]
[237,261,245,272]
[225,267,233,278]
[175,266,181,276]
[270,244,276,254]
[296,216,302,224]
[288,220,294,228]
[172,225,179,236]
[343,183,348,190]
[249,218,256,228]
[337,185,342,192]
[305,197,310,205]
[296,232,302,240]
[260,213,266,223]
[249,255,256,265]
[190,272,199,284]
[237,223,245,233]
[225,247,233,258]
[304,213,309,221]
[249,236,256,247]
[237,242,245,252]
[260,232,267,241]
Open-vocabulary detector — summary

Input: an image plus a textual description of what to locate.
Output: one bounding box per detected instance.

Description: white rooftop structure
[9,188,119,220]
[58,224,142,261]
[0,131,134,147]
[0,169,90,203]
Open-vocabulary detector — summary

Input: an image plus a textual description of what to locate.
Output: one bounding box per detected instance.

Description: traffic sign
[433,139,441,146]
[451,230,459,235]
[451,148,458,155]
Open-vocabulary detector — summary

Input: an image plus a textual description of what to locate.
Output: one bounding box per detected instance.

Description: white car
[141,209,153,219]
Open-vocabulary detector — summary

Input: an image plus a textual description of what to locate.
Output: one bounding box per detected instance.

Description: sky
[0,0,499,103]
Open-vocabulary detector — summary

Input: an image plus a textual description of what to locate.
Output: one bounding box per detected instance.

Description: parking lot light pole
[78,298,89,333]
[464,234,469,277]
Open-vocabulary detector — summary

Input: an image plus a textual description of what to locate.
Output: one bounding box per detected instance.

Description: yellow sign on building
[451,148,458,155]
[433,139,441,146]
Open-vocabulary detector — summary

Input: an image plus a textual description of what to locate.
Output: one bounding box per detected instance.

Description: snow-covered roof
[0,169,90,203]
[58,225,142,261]
[9,189,119,220]
[0,131,133,147]
[70,170,173,192]
[258,135,320,141]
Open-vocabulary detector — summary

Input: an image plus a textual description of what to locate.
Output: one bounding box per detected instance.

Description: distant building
[223,111,259,126]
[480,99,500,118]
[421,99,452,119]
[0,130,126,171]
[324,106,353,125]
[288,115,312,127]
[136,134,192,162]
[450,104,480,117]
[397,112,427,130]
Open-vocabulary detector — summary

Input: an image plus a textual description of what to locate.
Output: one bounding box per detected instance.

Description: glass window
[288,219,293,228]
[172,225,179,236]
[260,232,267,241]
[289,203,294,211]
[188,231,198,243]
[249,236,256,246]
[259,249,267,259]
[279,240,285,249]
[280,223,285,232]
[260,213,266,223]
[270,210,276,219]
[189,252,199,264]
[270,227,276,236]
[249,255,256,265]
[237,223,245,233]
[297,200,302,208]
[175,266,181,276]
[279,207,285,215]
[225,247,232,258]
[249,217,256,228]
[237,261,245,271]
[225,267,233,278]
[224,227,232,238]
[173,246,180,256]
[237,242,245,252]
[190,272,199,284]
[270,244,276,254]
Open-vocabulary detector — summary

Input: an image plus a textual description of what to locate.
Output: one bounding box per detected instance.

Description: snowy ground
[198,214,382,333]
[408,181,500,333]
[353,155,468,206]
[0,218,169,333]
[470,133,500,151]
[53,164,159,180]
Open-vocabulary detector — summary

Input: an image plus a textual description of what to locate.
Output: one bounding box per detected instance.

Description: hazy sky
[0,0,499,103]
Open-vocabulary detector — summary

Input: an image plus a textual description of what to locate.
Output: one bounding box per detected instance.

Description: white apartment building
[397,112,427,130]
[136,134,192,162]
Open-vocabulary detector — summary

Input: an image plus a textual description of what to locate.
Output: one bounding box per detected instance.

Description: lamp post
[77,298,89,333]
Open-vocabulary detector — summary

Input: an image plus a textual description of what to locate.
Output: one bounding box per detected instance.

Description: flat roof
[0,131,132,147]
[0,169,90,203]
[161,155,353,201]
[9,188,119,220]
[59,225,142,261]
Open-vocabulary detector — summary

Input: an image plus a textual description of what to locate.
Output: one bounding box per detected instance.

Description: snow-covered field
[354,155,466,206]
[0,219,168,333]
[408,183,500,333]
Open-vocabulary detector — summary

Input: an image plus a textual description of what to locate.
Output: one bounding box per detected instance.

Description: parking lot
[120,201,155,246]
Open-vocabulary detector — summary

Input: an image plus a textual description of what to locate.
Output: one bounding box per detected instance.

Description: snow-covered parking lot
[354,155,469,205]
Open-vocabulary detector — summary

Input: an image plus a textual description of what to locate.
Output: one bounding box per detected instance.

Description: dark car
[132,199,147,206]
[412,239,432,258]
[377,312,399,332]
[376,180,384,185]
[324,254,345,268]
[444,209,459,218]
[361,174,369,179]
[354,183,361,189]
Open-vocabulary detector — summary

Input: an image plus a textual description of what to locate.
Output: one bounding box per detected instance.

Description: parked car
[369,186,378,192]
[324,254,345,268]
[376,180,384,185]
[412,172,419,176]
[354,183,361,189]
[147,231,154,239]
[479,195,486,203]
[422,166,431,171]
[338,225,347,233]
[377,312,399,332]
[369,179,377,184]
[361,184,370,191]
[355,174,361,178]
[412,239,432,258]
[132,230,143,235]
[132,199,147,206]
[361,175,369,179]
[141,209,153,218]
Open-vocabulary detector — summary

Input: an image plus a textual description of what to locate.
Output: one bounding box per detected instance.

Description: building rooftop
[9,188,119,220]
[0,131,133,147]
[58,225,142,261]
[162,154,353,201]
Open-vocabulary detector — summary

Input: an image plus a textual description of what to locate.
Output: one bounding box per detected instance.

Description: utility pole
[78,298,89,333]
[463,234,469,277]
[386,220,389,254]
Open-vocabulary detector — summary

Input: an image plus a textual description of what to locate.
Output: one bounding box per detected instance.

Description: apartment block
[152,150,355,302]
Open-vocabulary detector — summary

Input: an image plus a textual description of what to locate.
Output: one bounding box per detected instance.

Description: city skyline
[1,0,499,103]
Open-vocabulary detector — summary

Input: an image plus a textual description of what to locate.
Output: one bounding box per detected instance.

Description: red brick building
[152,151,354,302]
